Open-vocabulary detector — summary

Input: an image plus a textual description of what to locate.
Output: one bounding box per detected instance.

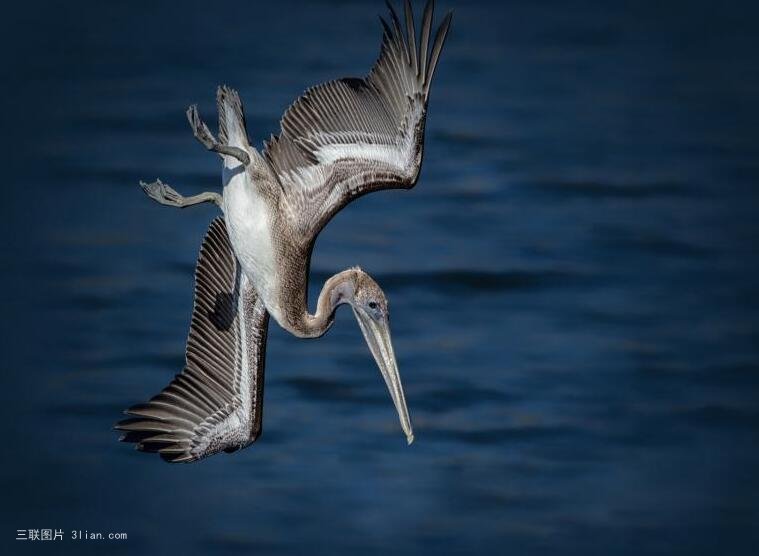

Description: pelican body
[116,0,452,462]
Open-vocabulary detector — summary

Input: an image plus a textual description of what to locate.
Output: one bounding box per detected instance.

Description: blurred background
[2,0,758,554]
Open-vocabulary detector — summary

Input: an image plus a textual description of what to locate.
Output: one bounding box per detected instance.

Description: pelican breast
[222,160,281,322]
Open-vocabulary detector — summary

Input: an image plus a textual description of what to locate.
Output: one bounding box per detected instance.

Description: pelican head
[319,268,413,444]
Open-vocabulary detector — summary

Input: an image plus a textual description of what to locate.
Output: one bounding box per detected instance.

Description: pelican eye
[368,301,378,309]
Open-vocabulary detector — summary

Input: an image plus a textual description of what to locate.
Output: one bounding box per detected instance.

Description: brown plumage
[119,0,450,462]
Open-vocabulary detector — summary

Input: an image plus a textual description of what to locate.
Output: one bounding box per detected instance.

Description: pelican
[116,0,452,462]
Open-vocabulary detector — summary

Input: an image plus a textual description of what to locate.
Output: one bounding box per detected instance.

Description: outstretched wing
[263,0,452,238]
[115,218,269,463]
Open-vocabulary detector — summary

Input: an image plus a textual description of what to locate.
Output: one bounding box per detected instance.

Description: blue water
[2,0,759,554]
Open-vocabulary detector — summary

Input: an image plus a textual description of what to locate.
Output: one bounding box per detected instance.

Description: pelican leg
[140,179,222,209]
[186,104,250,166]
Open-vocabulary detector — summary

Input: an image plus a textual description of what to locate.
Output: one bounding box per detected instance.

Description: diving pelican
[116,0,452,462]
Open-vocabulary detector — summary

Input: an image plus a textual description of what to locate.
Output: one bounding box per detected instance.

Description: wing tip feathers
[382,0,452,95]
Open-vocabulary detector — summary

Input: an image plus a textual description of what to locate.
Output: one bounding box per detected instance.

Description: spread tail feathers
[217,85,250,150]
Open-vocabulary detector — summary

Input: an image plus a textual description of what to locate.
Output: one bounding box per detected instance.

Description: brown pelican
[116,0,452,462]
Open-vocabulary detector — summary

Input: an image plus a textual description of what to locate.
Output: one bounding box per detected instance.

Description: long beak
[353,308,414,444]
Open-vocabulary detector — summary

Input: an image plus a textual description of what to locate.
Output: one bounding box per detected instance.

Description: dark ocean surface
[2,0,758,554]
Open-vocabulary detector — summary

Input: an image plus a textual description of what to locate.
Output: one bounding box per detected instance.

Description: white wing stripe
[314,143,408,169]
